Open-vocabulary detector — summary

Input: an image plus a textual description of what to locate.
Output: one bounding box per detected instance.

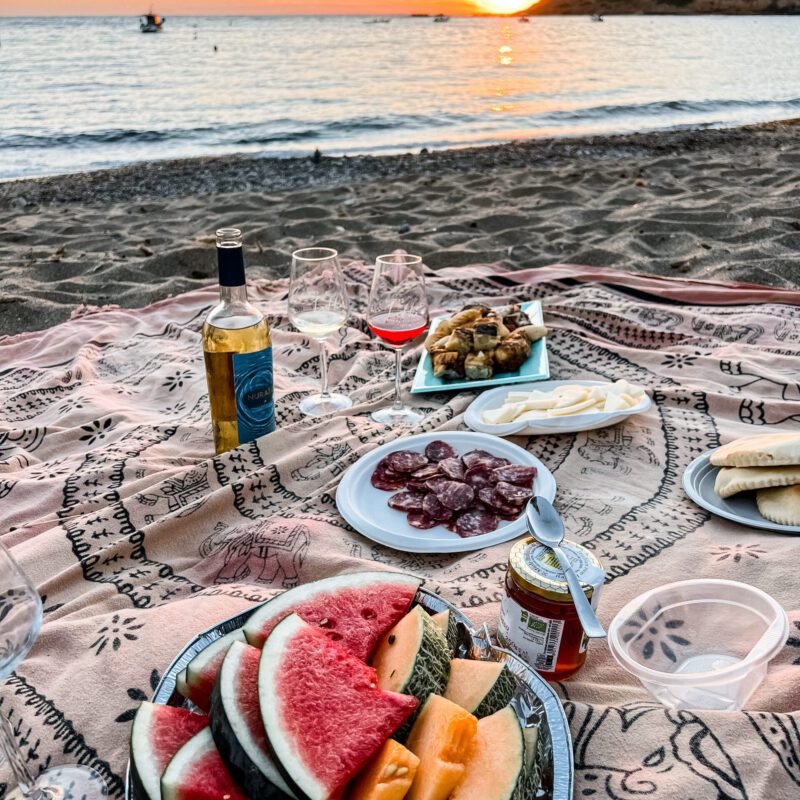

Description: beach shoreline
[2,120,799,337]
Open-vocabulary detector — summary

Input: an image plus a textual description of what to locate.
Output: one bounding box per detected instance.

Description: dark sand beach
[1,120,799,337]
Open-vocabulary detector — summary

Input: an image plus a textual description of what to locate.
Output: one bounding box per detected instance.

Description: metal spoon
[526,496,606,639]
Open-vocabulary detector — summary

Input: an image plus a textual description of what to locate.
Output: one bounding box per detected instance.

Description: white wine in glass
[367,253,429,426]
[0,542,107,800]
[288,247,352,417]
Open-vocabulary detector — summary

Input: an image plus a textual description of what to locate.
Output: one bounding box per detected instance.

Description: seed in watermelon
[443,659,515,719]
[161,727,248,800]
[259,613,419,800]
[130,702,208,800]
[450,706,533,800]
[371,606,450,737]
[209,640,295,800]
[405,695,477,800]
[243,572,422,661]
[347,739,420,800]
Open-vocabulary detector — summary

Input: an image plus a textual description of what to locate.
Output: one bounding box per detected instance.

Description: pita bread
[714,465,800,498]
[756,484,800,526]
[709,433,800,468]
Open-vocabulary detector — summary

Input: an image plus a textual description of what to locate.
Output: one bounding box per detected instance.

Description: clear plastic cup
[608,579,788,710]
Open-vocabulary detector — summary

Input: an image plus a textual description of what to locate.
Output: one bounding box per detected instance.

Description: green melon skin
[373,607,450,740]
[430,609,460,654]
[473,665,516,719]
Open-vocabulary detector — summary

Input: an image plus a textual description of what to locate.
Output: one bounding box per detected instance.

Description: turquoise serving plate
[410,300,549,394]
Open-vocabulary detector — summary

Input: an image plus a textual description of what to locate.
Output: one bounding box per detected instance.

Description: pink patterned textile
[0,263,798,799]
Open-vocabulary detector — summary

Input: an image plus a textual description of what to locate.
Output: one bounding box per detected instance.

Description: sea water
[1,15,799,180]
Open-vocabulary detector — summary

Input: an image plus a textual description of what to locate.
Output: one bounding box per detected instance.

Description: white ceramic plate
[683,451,800,534]
[410,301,550,394]
[336,431,556,553]
[464,379,652,436]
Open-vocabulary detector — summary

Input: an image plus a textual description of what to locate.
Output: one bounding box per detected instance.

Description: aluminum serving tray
[125,586,574,800]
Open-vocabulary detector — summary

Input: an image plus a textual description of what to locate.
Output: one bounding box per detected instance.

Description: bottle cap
[216,227,245,286]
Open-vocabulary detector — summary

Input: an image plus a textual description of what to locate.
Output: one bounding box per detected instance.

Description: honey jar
[498,536,604,680]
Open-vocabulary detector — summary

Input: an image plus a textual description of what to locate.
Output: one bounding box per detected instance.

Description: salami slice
[388,491,425,512]
[425,440,457,463]
[464,465,495,489]
[422,492,453,521]
[438,457,466,481]
[494,481,533,505]
[455,509,499,538]
[371,470,406,491]
[462,449,496,469]
[405,480,429,493]
[386,450,429,474]
[425,477,451,494]
[407,512,438,530]
[478,487,523,517]
[436,481,475,511]
[492,465,537,487]
[411,464,442,481]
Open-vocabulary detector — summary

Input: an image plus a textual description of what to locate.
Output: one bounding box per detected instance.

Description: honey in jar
[498,536,604,680]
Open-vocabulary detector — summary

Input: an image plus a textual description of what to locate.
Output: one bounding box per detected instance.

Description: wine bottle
[202,228,275,454]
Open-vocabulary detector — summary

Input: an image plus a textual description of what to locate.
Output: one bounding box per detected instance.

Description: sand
[1,121,799,338]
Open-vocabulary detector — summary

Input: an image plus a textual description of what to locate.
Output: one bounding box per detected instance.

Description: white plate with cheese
[464,379,651,436]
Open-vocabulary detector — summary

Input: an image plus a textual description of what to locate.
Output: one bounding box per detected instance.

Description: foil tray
[125,586,574,800]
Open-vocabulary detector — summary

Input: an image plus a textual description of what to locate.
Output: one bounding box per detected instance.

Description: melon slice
[209,641,294,800]
[174,670,190,700]
[443,659,515,718]
[181,628,246,711]
[430,611,458,653]
[372,607,450,734]
[129,702,207,800]
[243,572,422,660]
[451,707,528,800]
[347,739,420,800]
[161,727,247,800]
[259,613,419,800]
[405,695,477,800]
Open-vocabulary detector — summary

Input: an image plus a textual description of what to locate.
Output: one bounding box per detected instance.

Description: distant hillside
[524,0,800,13]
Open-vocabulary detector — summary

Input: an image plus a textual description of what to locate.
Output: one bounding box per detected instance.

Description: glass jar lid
[508,536,604,603]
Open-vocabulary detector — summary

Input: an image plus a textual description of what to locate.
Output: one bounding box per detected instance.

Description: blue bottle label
[232,347,275,443]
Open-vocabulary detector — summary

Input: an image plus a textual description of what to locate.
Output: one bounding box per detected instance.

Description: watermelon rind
[242,571,423,657]
[129,702,206,800]
[209,641,295,800]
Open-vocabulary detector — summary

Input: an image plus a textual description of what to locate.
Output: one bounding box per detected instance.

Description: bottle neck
[220,283,248,305]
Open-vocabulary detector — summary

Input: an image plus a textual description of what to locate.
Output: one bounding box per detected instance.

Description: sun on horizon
[474,0,535,13]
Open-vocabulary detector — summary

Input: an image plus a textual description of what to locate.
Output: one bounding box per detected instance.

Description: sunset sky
[0,0,535,15]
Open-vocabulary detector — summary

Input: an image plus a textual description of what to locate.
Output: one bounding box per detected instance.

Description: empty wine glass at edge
[0,541,107,800]
[367,253,429,426]
[288,247,353,418]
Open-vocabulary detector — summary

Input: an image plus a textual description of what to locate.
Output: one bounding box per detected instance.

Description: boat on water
[433,14,450,22]
[140,13,164,33]
[591,13,604,21]
[518,15,531,22]
[364,17,391,23]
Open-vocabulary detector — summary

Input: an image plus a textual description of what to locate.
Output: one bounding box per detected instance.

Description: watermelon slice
[259,613,419,800]
[209,640,295,800]
[181,628,246,711]
[243,572,422,661]
[161,728,248,800]
[129,702,207,800]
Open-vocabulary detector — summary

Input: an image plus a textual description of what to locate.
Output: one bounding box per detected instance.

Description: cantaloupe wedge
[348,739,420,800]
[444,659,515,718]
[405,695,477,800]
[451,706,527,800]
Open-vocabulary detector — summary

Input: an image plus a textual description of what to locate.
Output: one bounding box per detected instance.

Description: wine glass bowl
[288,247,352,417]
[367,253,429,426]
[0,542,107,800]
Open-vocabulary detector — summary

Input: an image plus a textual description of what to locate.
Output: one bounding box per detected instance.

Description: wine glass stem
[318,339,330,399]
[0,712,45,800]
[393,348,404,410]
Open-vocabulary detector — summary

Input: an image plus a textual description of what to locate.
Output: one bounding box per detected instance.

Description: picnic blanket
[1,264,799,800]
